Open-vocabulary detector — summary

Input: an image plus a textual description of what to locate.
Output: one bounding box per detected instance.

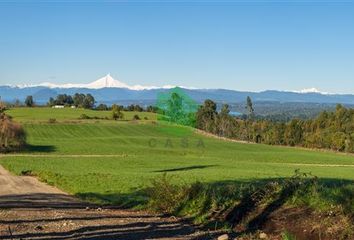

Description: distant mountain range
[2,74,354,106]
[14,74,176,90]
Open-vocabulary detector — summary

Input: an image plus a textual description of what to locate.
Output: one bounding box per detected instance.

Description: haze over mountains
[1,74,354,106]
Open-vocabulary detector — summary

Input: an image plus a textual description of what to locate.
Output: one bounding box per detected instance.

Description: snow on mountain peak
[25,74,165,90]
[12,74,194,90]
[85,74,130,89]
[299,88,321,93]
[294,88,330,95]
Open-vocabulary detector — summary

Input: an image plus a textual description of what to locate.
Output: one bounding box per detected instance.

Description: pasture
[1,107,354,205]
[6,107,156,123]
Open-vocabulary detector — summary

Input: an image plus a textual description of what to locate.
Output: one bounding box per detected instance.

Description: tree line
[96,103,159,113]
[21,93,160,113]
[19,94,96,109]
[196,98,354,153]
[48,93,95,109]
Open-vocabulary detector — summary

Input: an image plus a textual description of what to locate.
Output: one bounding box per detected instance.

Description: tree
[331,132,346,151]
[82,94,95,109]
[14,99,22,107]
[48,97,55,107]
[66,95,74,105]
[73,93,86,107]
[134,105,143,112]
[25,96,34,107]
[156,88,197,127]
[166,92,184,124]
[243,96,255,141]
[126,104,134,111]
[218,104,236,137]
[146,105,158,113]
[96,104,108,111]
[112,104,124,111]
[345,134,354,153]
[246,96,254,119]
[125,104,143,112]
[133,114,140,120]
[196,99,218,133]
[112,105,124,120]
[193,98,354,153]
[49,94,75,106]
[284,119,303,146]
[56,94,67,105]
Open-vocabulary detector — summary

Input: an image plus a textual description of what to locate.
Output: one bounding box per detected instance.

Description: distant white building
[52,105,65,109]
[71,105,76,109]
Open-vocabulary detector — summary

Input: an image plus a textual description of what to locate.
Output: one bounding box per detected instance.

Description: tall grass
[146,171,353,228]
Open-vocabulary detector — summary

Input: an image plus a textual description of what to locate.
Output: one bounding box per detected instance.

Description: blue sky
[0,1,353,93]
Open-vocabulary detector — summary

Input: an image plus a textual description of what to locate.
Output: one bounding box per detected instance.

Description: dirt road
[0,166,220,240]
[0,165,66,195]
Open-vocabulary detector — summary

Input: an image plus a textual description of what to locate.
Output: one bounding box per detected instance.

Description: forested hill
[197,101,354,153]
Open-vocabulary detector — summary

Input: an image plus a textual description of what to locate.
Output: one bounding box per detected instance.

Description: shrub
[48,118,57,124]
[146,171,323,226]
[133,114,140,120]
[20,170,34,176]
[146,174,187,213]
[0,102,7,113]
[25,95,34,107]
[0,113,26,152]
[79,114,90,119]
[112,106,124,120]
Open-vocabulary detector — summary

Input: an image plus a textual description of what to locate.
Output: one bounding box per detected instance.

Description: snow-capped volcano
[31,74,168,90]
[84,74,130,89]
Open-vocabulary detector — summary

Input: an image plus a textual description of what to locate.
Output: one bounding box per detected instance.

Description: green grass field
[6,107,157,123]
[1,107,354,205]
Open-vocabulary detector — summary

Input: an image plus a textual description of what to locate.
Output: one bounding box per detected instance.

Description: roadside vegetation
[147,171,353,239]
